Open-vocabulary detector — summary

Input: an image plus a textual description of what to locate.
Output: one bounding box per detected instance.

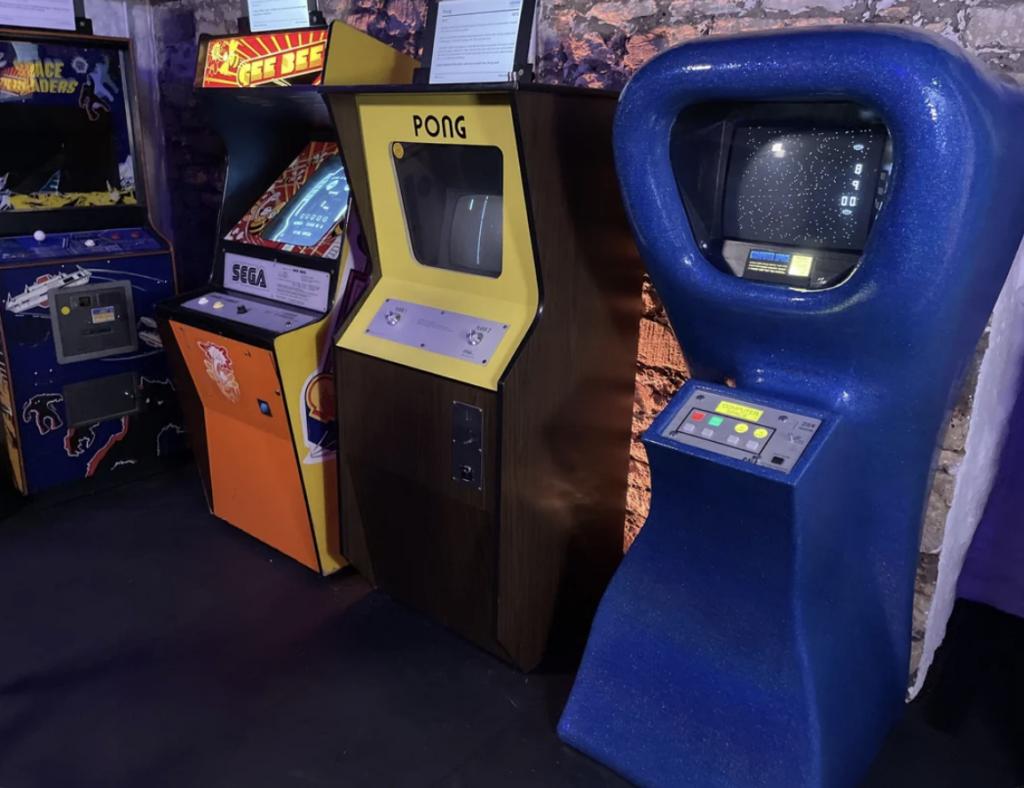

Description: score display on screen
[262,155,349,247]
[722,126,887,251]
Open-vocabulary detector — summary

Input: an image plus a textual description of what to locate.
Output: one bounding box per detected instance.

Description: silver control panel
[364,298,509,366]
[661,389,821,473]
[182,290,319,333]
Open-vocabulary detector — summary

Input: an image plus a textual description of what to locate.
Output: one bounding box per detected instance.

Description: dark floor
[0,465,1020,788]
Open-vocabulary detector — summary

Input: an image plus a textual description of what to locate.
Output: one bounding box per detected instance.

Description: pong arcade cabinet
[557,26,1024,788]
[0,24,182,499]
[156,23,417,574]
[323,80,644,669]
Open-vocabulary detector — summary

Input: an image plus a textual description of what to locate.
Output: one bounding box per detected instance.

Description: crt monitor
[261,153,350,247]
[670,102,892,289]
[392,142,503,278]
[224,141,350,263]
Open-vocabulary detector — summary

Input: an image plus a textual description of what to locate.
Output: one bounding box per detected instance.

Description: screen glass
[393,142,503,279]
[261,154,349,247]
[0,39,136,211]
[722,126,887,251]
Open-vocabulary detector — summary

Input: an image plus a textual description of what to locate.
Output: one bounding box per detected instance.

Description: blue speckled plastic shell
[559,25,1024,788]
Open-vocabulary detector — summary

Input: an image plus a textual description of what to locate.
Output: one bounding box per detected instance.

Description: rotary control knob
[466,330,484,346]
[384,311,401,326]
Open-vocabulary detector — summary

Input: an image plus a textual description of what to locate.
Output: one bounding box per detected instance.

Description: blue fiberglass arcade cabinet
[0,23,181,500]
[558,26,1024,788]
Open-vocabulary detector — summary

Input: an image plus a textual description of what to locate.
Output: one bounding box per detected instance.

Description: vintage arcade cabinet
[323,81,644,669]
[557,27,1024,788]
[157,23,417,575]
[0,23,182,500]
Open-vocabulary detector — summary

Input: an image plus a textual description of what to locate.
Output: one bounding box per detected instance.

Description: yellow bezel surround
[336,93,539,391]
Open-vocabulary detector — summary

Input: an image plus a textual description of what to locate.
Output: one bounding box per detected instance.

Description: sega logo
[413,114,467,139]
[231,263,267,288]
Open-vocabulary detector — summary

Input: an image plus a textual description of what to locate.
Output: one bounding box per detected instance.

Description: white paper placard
[429,0,525,85]
[0,0,76,31]
[247,0,309,33]
[224,253,330,313]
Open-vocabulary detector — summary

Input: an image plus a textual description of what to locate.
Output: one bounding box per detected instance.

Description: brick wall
[150,0,1009,676]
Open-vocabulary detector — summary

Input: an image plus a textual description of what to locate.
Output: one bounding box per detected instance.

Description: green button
[708,416,724,427]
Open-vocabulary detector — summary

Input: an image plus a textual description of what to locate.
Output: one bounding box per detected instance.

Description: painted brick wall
[150,0,1012,676]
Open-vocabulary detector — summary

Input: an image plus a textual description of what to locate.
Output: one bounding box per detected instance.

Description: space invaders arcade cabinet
[157,21,417,574]
[0,19,182,501]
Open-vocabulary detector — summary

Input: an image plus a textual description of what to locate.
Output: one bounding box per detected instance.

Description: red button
[691,412,705,422]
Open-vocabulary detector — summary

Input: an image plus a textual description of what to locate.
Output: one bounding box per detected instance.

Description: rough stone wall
[146,0,244,291]
[149,0,1011,677]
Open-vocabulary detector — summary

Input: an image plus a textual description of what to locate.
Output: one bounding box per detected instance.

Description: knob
[384,311,401,326]
[236,305,248,314]
[466,330,483,346]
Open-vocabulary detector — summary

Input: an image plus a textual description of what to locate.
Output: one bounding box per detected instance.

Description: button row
[682,422,762,452]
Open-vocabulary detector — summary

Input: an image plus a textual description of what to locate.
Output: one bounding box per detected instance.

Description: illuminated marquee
[0,59,78,96]
[201,30,327,88]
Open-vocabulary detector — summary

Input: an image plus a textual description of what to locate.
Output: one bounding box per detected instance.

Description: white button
[701,428,714,438]
[745,440,759,451]
[682,423,695,434]
[198,297,209,305]
[726,435,740,446]
[84,239,96,248]
[33,230,46,242]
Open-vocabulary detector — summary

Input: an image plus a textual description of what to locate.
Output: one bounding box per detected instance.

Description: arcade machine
[157,22,417,575]
[0,21,182,500]
[322,42,645,668]
[557,26,1024,788]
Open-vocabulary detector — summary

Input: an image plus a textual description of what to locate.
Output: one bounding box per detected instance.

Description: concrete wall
[138,0,1021,680]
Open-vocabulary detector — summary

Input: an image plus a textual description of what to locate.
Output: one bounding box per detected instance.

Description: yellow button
[754,428,768,439]
[734,423,749,434]
[60,306,71,316]
[213,301,224,309]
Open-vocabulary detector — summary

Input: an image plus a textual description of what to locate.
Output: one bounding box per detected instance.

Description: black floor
[0,466,1020,788]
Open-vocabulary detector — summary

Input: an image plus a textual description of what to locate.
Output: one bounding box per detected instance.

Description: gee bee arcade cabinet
[157,23,417,575]
[323,74,645,669]
[558,26,1024,788]
[0,25,181,500]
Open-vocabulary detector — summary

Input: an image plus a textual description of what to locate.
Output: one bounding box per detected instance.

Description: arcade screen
[226,141,349,259]
[262,155,349,246]
[0,39,136,211]
[393,142,503,278]
[722,126,887,251]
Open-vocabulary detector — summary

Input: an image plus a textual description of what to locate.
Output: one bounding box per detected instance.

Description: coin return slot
[771,456,786,465]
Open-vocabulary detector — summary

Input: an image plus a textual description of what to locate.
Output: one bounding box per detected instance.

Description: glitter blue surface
[558,26,1024,788]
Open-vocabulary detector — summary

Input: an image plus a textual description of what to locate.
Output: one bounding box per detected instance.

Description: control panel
[364,298,510,366]
[660,389,821,473]
[181,290,320,333]
[50,281,138,364]
[0,228,163,263]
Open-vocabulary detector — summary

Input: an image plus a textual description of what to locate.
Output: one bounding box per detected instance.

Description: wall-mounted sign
[0,0,75,32]
[429,0,526,84]
[200,29,327,88]
[247,0,310,33]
